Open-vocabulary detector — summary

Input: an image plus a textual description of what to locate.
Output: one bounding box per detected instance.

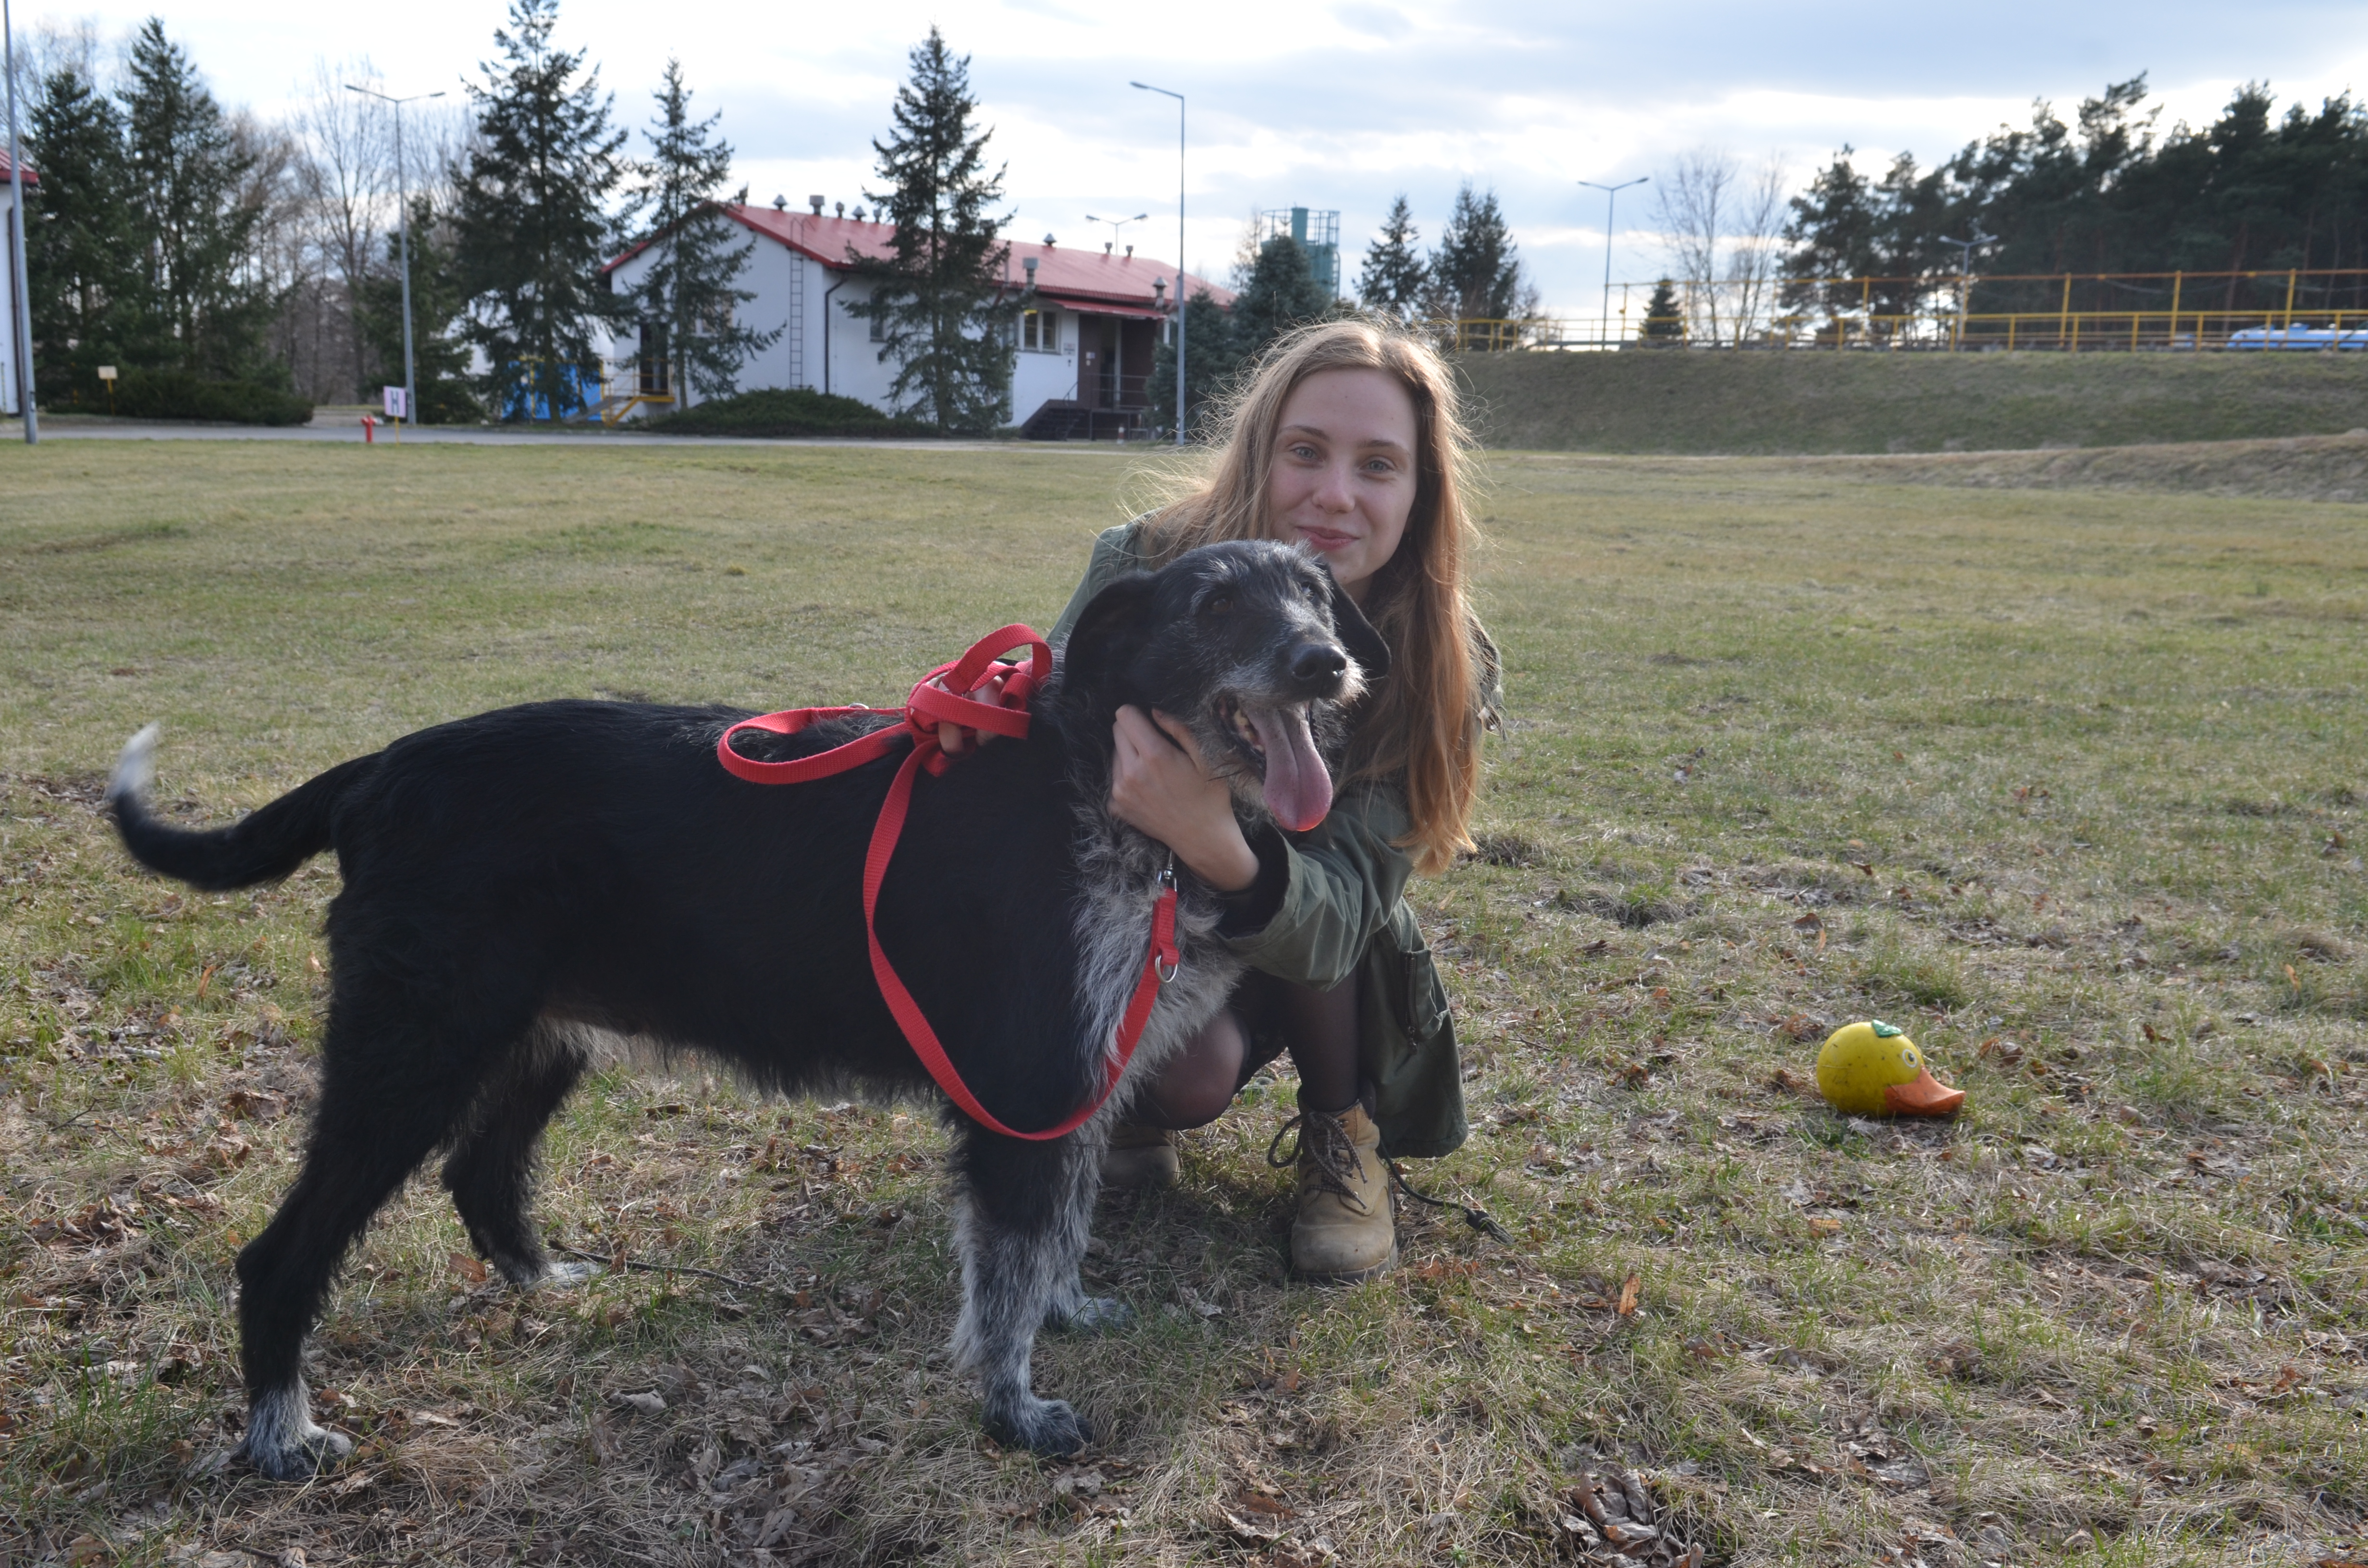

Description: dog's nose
[1290,641,1348,690]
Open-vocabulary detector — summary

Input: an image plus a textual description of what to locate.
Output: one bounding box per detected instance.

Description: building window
[1023,307,1059,352]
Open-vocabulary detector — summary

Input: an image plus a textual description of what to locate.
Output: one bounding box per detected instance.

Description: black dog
[105,539,1386,1477]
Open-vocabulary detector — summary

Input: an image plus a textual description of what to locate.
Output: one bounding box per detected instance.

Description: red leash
[716,626,1180,1141]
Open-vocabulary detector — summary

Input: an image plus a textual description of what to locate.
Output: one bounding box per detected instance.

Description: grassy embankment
[1457,349,2368,455]
[2,440,2366,1567]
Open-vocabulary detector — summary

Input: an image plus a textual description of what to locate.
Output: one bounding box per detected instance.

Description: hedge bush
[642,387,924,439]
[109,369,314,426]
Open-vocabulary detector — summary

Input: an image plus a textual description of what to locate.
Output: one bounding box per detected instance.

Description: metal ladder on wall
[784,250,806,389]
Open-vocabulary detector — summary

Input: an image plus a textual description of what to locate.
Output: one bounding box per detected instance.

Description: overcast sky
[18,0,2368,315]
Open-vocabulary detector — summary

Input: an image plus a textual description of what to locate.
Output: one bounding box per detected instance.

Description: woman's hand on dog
[932,669,1010,758]
[1109,706,1259,893]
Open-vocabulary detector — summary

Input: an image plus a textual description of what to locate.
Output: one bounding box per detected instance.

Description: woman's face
[1264,368,1419,604]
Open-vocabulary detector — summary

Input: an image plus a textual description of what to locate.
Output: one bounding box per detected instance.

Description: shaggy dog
[105,539,1385,1477]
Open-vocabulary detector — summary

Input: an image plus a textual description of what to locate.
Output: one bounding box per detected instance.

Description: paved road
[5,416,1036,450]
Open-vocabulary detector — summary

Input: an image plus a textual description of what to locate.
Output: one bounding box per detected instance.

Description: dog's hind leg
[234,1046,478,1479]
[1041,1123,1134,1335]
[441,1024,592,1288]
[950,1128,1102,1457]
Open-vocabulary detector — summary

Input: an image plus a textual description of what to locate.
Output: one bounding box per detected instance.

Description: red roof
[0,147,35,185]
[606,204,1230,313]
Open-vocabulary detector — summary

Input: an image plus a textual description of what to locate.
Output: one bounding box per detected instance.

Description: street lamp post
[1576,176,1648,350]
[347,84,444,426]
[5,0,39,442]
[1939,232,1996,350]
[1084,212,1148,251]
[1130,81,1184,445]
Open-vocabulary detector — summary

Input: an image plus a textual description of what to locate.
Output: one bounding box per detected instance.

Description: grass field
[1455,350,2368,455]
[2,439,2366,1568]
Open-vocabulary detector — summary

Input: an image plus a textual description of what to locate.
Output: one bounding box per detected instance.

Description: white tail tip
[107,723,161,805]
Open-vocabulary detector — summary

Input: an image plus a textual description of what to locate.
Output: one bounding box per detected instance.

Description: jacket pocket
[1401,941,1451,1045]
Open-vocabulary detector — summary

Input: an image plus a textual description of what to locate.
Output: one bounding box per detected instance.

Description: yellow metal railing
[1420,267,2368,352]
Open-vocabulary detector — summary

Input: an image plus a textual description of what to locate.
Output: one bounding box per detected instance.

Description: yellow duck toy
[1815,1020,1965,1117]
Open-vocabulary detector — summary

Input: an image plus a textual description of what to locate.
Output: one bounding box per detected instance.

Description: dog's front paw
[984,1395,1093,1458]
[535,1259,601,1289]
[1046,1295,1135,1334]
[236,1420,353,1481]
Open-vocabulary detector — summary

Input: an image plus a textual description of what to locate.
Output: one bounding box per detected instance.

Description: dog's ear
[1319,564,1391,683]
[1060,574,1159,689]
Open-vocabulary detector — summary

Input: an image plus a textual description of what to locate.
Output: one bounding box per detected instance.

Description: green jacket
[1049,523,1468,1159]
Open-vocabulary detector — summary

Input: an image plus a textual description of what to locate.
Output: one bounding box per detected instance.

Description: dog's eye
[1203,593,1232,616]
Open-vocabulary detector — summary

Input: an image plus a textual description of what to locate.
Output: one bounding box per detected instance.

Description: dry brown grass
[2,439,2365,1567]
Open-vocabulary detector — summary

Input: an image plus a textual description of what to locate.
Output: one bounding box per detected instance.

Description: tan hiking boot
[1101,1122,1180,1189]
[1270,1101,1397,1280]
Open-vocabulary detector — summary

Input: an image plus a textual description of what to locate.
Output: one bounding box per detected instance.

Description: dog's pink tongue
[1248,706,1332,832]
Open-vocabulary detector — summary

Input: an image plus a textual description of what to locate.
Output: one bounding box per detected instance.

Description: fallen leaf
[609,1389,667,1417]
[2141,1022,2162,1043]
[1218,1507,1283,1545]
[1805,1216,1844,1237]
[1616,1275,1640,1316]
[448,1252,489,1285]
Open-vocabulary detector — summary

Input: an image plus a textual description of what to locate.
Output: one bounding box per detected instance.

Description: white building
[0,147,33,418]
[600,200,1231,436]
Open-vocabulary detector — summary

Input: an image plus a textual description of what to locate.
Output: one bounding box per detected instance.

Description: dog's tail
[106,725,378,891]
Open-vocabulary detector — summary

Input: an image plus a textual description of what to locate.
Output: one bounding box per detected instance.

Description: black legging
[1129,970,1360,1128]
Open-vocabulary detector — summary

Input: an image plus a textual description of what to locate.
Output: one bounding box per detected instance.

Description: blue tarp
[2225,326,2368,351]
[500,363,603,421]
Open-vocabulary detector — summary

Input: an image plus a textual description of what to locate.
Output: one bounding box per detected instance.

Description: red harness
[715,626,1180,1141]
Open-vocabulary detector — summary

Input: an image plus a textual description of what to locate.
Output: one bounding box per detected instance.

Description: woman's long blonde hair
[1135,318,1483,874]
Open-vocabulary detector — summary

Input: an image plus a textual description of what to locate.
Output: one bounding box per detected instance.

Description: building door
[1119,319,1156,408]
[1096,317,1120,409]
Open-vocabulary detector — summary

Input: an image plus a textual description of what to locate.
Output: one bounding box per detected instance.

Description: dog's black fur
[104,540,1386,1477]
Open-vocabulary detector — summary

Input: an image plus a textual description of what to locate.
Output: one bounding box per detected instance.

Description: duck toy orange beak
[1815,1020,1966,1118]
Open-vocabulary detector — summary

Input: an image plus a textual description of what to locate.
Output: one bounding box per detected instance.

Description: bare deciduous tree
[230,111,338,397]
[292,58,391,395]
[1725,155,1790,345]
[1653,150,1733,343]
[1653,149,1794,346]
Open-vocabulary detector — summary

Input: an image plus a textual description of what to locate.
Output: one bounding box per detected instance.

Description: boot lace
[1266,1108,1372,1215]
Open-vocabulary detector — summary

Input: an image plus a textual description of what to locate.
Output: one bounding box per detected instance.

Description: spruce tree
[1640,278,1683,341]
[1230,235,1336,364]
[1356,194,1425,321]
[1423,183,1532,343]
[1147,286,1230,439]
[25,65,153,402]
[848,28,1014,434]
[453,0,629,420]
[626,59,777,404]
[120,20,268,380]
[358,196,481,422]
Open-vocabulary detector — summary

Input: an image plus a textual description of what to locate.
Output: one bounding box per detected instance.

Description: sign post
[97,365,116,416]
[382,384,407,443]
